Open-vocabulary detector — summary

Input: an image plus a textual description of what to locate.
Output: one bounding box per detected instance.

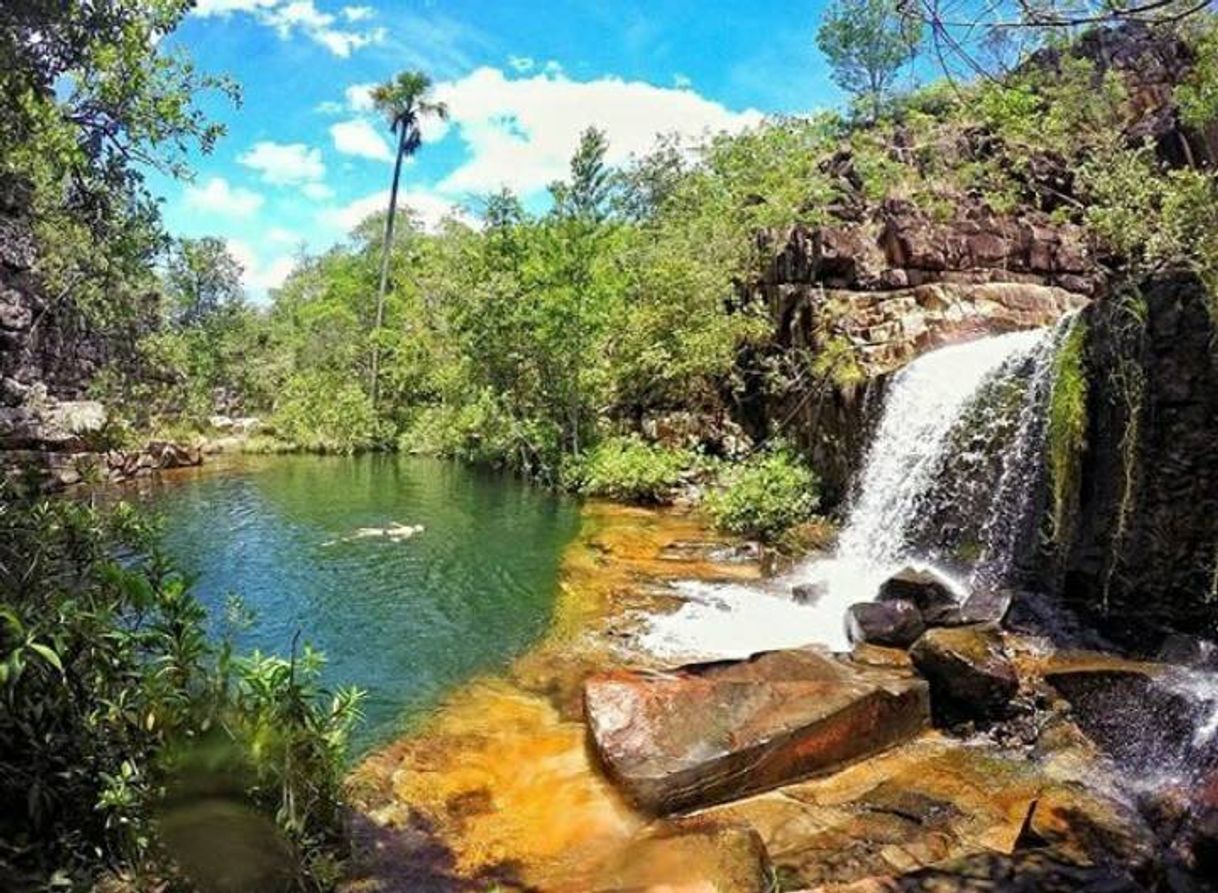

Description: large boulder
[909,625,1018,724]
[584,648,929,814]
[877,566,963,626]
[846,601,926,648]
[1041,655,1218,778]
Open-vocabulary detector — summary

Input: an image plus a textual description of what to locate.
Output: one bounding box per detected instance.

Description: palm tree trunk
[370,125,408,407]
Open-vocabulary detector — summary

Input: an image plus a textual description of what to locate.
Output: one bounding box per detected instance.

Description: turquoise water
[138,455,579,751]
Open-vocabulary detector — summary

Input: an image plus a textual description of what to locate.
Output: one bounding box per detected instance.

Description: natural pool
[133,454,580,751]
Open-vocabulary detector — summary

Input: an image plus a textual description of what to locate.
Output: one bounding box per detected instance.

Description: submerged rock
[791,851,1146,893]
[584,648,929,814]
[592,818,770,892]
[1039,655,1218,776]
[793,581,828,605]
[909,625,1018,724]
[1157,633,1218,671]
[846,601,926,649]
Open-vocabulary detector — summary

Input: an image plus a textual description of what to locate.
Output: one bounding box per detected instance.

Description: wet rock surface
[877,566,962,626]
[846,601,926,649]
[585,648,930,814]
[590,818,770,893]
[909,625,1019,724]
[1051,272,1218,642]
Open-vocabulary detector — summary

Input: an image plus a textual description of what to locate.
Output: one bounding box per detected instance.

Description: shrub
[705,448,820,542]
[272,371,384,454]
[574,436,694,503]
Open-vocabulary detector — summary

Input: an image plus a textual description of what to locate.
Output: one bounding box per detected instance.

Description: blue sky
[156,0,843,298]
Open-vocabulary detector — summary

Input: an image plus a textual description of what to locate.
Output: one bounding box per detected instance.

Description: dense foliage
[705,448,821,542]
[0,491,362,891]
[572,436,695,504]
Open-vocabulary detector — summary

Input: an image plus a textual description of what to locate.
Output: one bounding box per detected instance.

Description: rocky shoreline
[341,502,1218,892]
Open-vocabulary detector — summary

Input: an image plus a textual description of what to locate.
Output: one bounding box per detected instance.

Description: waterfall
[638,323,1070,661]
[837,327,1053,577]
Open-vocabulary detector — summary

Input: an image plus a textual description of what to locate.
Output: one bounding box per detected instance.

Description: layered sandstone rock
[584,648,929,814]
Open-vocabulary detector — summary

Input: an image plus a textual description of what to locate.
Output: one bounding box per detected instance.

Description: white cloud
[323,189,464,233]
[192,0,383,58]
[303,182,335,200]
[344,82,377,112]
[192,0,279,14]
[183,177,264,217]
[237,141,326,185]
[267,227,301,245]
[330,118,393,161]
[227,240,296,299]
[431,68,763,197]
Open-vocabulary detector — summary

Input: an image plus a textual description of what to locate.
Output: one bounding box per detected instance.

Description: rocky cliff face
[1051,272,1218,642]
[0,179,109,405]
[1032,21,1218,170]
[0,179,198,489]
[740,204,1091,503]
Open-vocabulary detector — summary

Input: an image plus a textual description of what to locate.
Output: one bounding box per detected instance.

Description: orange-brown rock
[697,737,1044,889]
[585,648,929,814]
[909,625,1018,724]
[589,818,770,893]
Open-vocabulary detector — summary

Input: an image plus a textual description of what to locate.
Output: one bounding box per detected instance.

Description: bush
[705,448,820,542]
[272,371,385,454]
[573,436,695,503]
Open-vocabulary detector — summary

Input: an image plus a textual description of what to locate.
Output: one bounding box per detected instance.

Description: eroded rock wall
[1052,272,1218,641]
[0,179,108,405]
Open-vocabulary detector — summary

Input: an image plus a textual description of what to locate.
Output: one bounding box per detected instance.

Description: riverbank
[341,501,1218,892]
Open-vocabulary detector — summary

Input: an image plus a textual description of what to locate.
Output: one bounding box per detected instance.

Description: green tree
[164,236,244,326]
[368,70,449,407]
[816,0,922,121]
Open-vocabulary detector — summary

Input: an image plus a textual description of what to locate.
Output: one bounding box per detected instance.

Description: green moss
[1046,317,1088,542]
[810,335,866,389]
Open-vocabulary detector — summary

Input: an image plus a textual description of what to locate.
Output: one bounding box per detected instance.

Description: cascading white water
[637,326,1064,661]
[837,328,1051,576]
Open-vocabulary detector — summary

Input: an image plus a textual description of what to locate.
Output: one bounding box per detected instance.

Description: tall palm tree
[368,70,448,406]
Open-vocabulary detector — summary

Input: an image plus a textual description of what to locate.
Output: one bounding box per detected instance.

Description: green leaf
[29,642,64,673]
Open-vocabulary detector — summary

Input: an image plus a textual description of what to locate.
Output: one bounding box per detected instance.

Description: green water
[138,455,579,751]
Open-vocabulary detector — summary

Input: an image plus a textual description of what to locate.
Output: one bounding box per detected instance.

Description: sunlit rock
[592,818,770,892]
[909,625,1018,724]
[584,648,929,814]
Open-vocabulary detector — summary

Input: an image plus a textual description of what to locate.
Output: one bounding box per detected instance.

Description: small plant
[705,447,820,542]
[1046,317,1088,541]
[573,436,695,503]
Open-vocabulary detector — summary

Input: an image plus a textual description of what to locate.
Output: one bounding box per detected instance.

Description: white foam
[633,330,1054,664]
